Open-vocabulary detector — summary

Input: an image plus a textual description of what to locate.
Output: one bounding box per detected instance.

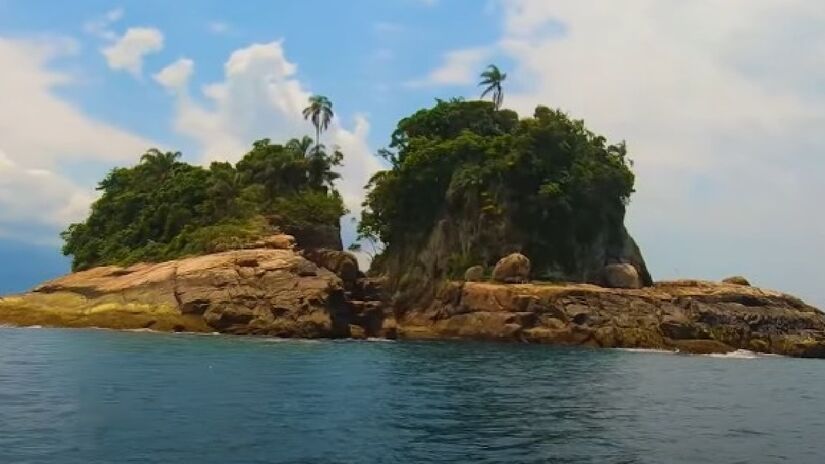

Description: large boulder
[492,253,530,283]
[464,265,485,282]
[602,263,642,289]
[722,275,751,286]
[302,249,359,284]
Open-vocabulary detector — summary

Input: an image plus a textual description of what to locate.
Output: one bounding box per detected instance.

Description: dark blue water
[1,328,823,464]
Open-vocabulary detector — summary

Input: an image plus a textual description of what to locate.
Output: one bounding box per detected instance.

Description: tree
[286,136,315,159]
[302,95,334,152]
[139,149,181,180]
[478,64,507,110]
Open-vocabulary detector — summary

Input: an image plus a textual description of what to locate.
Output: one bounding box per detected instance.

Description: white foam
[706,349,760,359]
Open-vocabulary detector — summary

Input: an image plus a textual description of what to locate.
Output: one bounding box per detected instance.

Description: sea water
[1,327,823,464]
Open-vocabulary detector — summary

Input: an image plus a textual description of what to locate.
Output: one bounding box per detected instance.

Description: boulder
[303,249,359,284]
[262,234,296,250]
[492,253,531,283]
[464,265,485,282]
[602,263,642,289]
[722,275,751,286]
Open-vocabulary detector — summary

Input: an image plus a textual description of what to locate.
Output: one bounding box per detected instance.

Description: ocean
[1,327,823,464]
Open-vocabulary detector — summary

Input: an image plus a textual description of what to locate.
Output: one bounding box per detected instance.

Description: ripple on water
[0,328,822,464]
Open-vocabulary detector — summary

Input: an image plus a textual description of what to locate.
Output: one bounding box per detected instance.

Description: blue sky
[1,1,824,307]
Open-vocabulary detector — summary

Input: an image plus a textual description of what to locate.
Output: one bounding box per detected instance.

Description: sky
[0,0,823,307]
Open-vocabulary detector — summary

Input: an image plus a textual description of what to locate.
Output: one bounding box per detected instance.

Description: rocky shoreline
[1,244,824,358]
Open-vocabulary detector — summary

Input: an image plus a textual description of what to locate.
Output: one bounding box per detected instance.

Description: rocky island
[2,99,823,358]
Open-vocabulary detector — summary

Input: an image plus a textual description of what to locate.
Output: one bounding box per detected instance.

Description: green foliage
[478,64,507,110]
[359,99,636,274]
[61,138,345,270]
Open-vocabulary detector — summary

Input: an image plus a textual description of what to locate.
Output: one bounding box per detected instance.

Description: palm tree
[478,64,507,110]
[140,149,181,180]
[286,136,315,159]
[302,95,334,153]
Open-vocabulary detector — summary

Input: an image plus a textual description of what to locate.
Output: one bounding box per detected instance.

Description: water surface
[1,327,823,463]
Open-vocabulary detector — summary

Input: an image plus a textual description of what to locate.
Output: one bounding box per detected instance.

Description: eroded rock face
[492,253,530,283]
[303,249,359,285]
[397,279,825,358]
[1,250,364,337]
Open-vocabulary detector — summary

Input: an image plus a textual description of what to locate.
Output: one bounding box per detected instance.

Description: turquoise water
[1,327,823,464]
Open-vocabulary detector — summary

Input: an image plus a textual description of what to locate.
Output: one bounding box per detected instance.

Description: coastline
[2,249,824,358]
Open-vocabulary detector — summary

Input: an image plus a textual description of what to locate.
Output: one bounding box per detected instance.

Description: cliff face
[372,198,651,309]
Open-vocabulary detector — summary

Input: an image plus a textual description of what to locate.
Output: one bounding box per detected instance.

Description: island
[2,98,824,358]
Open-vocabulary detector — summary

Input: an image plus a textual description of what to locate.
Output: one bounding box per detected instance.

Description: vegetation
[61,139,346,271]
[358,98,636,277]
[478,64,507,110]
[302,95,334,152]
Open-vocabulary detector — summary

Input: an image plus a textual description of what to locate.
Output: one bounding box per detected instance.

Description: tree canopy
[61,138,346,271]
[359,99,636,277]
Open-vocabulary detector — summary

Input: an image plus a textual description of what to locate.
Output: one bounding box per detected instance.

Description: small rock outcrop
[464,266,485,282]
[603,263,642,289]
[397,280,825,358]
[723,276,751,286]
[492,253,531,283]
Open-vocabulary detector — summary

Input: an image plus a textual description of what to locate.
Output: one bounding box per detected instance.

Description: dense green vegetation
[61,138,345,271]
[358,98,636,277]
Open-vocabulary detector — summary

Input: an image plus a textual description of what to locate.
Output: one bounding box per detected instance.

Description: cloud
[102,27,164,77]
[83,8,124,40]
[0,37,155,243]
[406,46,493,87]
[482,0,825,305]
[158,41,382,215]
[207,21,231,35]
[153,58,194,93]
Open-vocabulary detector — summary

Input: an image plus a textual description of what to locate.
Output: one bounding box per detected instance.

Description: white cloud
[83,8,124,40]
[452,0,825,305]
[406,46,493,87]
[208,21,230,35]
[159,41,382,215]
[102,27,164,77]
[0,37,155,243]
[153,58,194,93]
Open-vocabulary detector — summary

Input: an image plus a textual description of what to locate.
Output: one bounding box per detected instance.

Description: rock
[0,249,366,338]
[349,324,367,339]
[303,249,359,284]
[262,234,296,250]
[722,275,751,286]
[394,280,825,358]
[602,263,642,289]
[464,265,485,282]
[492,253,530,283]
